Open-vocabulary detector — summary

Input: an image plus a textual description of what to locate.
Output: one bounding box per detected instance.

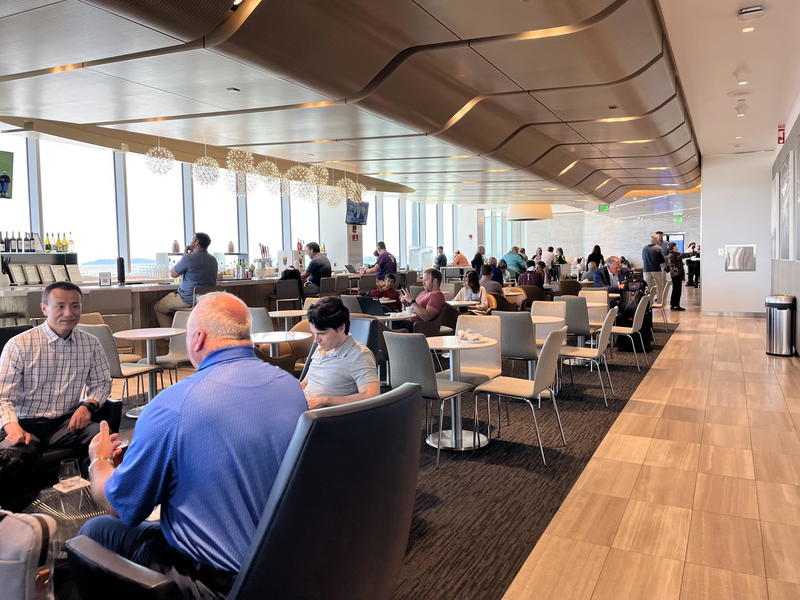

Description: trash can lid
[765,294,795,306]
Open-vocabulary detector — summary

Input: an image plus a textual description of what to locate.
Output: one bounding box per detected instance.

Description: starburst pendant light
[192,146,219,186]
[225,149,257,193]
[256,159,282,194]
[335,176,365,202]
[309,164,330,186]
[284,165,318,202]
[145,137,174,175]
[319,185,345,207]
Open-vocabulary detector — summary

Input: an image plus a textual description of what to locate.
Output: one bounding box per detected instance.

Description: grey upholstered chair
[141,310,192,385]
[339,294,363,315]
[66,383,425,600]
[494,311,539,379]
[384,331,474,468]
[248,307,275,334]
[474,327,567,464]
[555,296,599,344]
[611,294,650,371]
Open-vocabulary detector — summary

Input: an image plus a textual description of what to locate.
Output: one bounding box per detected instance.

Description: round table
[113,327,186,418]
[447,300,478,307]
[378,297,397,304]
[531,315,565,343]
[269,309,307,330]
[252,331,312,357]
[373,311,414,329]
[425,335,497,452]
[586,301,608,323]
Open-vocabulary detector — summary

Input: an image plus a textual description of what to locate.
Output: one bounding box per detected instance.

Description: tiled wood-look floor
[505,290,800,599]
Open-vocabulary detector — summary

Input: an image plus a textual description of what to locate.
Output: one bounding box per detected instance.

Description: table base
[426,430,490,451]
[125,405,146,419]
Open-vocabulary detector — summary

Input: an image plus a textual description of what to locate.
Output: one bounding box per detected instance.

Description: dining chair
[473,327,568,465]
[518,285,548,309]
[249,307,275,334]
[555,296,599,345]
[192,285,223,306]
[651,279,672,331]
[141,310,192,385]
[319,277,336,297]
[558,307,618,407]
[611,295,650,372]
[557,280,581,296]
[578,288,609,306]
[334,275,350,295]
[494,311,538,379]
[276,279,303,310]
[437,314,501,386]
[384,332,474,468]
[339,294,363,315]
[358,274,377,295]
[489,292,517,312]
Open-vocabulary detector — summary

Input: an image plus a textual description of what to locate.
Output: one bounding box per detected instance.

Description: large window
[193,170,239,255]
[406,201,416,248]
[40,139,117,275]
[382,194,400,257]
[425,203,438,248]
[361,192,376,264]
[126,153,184,269]
[0,133,30,234]
[442,204,453,256]
[289,182,319,248]
[247,182,283,260]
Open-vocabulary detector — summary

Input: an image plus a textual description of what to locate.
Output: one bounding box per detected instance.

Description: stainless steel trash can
[766,295,795,356]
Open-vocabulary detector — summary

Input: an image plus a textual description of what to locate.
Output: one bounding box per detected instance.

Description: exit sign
[674,216,683,222]
[598,205,609,212]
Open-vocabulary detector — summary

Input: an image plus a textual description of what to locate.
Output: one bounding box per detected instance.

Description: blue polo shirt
[105,345,307,572]
[173,249,218,303]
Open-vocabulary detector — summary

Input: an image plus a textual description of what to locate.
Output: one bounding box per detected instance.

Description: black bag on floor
[0,448,40,512]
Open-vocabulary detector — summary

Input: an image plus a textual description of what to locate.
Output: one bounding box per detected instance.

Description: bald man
[79,292,307,597]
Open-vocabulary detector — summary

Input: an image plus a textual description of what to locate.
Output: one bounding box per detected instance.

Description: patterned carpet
[393,328,673,600]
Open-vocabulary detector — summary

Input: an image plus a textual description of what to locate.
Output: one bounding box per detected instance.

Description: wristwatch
[79,400,100,414]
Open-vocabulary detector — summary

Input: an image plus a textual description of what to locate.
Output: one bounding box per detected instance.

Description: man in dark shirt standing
[434,246,447,270]
[362,241,397,281]
[301,242,332,295]
[642,233,667,306]
[154,232,218,327]
[471,246,485,272]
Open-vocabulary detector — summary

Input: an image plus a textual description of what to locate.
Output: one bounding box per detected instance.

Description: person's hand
[306,397,329,410]
[401,288,412,303]
[88,421,122,462]
[68,405,92,432]
[2,422,31,446]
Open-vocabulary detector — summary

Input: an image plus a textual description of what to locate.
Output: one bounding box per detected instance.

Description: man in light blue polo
[154,232,218,327]
[80,292,307,597]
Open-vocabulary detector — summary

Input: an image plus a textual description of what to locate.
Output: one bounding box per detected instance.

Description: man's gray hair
[606,256,621,265]
[587,261,597,270]
[191,292,251,340]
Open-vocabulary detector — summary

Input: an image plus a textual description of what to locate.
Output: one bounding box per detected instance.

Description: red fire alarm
[778,124,786,145]
[468,234,473,240]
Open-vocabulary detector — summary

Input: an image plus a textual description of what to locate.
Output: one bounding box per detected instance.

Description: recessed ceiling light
[594,178,612,191]
[542,187,559,191]
[738,80,749,86]
[596,116,639,123]
[376,172,394,175]
[231,0,244,6]
[461,180,479,184]
[735,136,743,139]
[619,139,654,144]
[486,169,510,173]
[558,161,579,176]
[663,183,679,186]
[647,167,669,171]
[448,154,473,159]
[742,26,755,32]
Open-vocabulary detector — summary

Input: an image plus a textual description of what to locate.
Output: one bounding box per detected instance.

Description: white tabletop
[531,315,564,324]
[114,328,185,341]
[586,302,607,308]
[447,300,479,307]
[268,309,307,318]
[426,335,497,351]
[378,297,397,304]
[252,331,312,344]
[373,311,414,321]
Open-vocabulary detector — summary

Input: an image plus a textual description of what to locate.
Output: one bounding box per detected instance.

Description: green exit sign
[674,216,683,222]
[598,205,609,212]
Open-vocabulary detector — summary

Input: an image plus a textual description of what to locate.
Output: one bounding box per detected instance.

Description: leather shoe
[671,306,686,311]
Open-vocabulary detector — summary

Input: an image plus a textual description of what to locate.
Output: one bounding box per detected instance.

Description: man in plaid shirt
[0,282,111,486]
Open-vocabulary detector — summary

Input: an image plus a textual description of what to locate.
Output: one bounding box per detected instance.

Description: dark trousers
[670,276,683,308]
[0,415,99,509]
[79,517,233,599]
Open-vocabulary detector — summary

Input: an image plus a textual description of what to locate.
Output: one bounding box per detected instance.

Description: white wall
[455,204,479,257]
[318,200,349,269]
[701,152,774,314]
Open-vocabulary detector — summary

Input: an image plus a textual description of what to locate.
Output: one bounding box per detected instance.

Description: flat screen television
[345,198,369,225]
[0,150,12,199]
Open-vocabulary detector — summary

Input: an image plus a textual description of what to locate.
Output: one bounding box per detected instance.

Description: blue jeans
[79,516,230,599]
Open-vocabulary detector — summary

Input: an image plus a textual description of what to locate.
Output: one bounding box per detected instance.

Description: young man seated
[400,268,446,323]
[369,273,402,311]
[478,264,502,294]
[78,293,307,597]
[302,297,380,409]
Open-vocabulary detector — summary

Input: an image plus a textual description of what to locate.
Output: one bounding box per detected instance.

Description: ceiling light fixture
[647,167,670,171]
[619,139,654,144]
[735,99,748,117]
[193,150,219,187]
[461,180,479,184]
[558,160,579,176]
[486,169,510,173]
[448,154,474,159]
[596,116,639,123]
[145,137,175,176]
[735,136,743,139]
[733,66,750,86]
[542,187,559,191]
[594,178,612,191]
[742,26,755,32]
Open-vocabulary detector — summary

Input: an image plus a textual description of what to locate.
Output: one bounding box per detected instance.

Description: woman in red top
[369,273,402,311]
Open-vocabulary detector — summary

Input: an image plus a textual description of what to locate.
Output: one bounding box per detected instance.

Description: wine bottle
[68,231,74,252]
[24,232,31,252]
[0,232,5,253]
[55,233,62,253]
[45,233,51,253]
[16,232,22,252]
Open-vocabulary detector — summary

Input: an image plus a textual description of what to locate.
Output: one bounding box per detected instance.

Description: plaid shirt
[0,323,112,429]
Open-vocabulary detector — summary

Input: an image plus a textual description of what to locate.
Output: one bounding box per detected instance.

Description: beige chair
[438,314,501,386]
[579,288,608,306]
[530,300,565,344]
[611,295,650,372]
[339,294,362,315]
[651,279,672,331]
[78,324,163,403]
[302,297,321,311]
[79,312,141,363]
[384,331,475,468]
[474,327,568,464]
[142,310,192,385]
[270,319,315,376]
[558,307,618,407]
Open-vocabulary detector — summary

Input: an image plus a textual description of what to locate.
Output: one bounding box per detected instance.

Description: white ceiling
[658,0,800,156]
[0,0,706,212]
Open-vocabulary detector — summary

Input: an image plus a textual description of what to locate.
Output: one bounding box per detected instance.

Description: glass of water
[58,459,81,490]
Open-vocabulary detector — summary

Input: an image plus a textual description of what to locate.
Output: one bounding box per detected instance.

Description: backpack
[0,510,57,600]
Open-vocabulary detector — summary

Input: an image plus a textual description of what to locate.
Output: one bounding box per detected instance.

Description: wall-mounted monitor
[345,198,369,225]
[0,150,12,199]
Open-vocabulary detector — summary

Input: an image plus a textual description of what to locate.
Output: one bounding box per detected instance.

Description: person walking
[642,233,666,305]
[665,242,697,311]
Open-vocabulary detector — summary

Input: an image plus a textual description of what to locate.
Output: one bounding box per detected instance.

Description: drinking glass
[58,459,81,490]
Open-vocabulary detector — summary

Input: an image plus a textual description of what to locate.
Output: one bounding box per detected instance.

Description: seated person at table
[369,272,402,311]
[594,256,629,292]
[453,270,488,311]
[0,281,112,508]
[450,249,470,267]
[479,264,503,294]
[300,241,331,295]
[516,260,538,287]
[79,292,307,598]
[361,241,397,281]
[154,232,218,328]
[498,259,515,283]
[302,297,380,409]
[400,268,446,323]
[487,257,504,285]
[580,261,598,282]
